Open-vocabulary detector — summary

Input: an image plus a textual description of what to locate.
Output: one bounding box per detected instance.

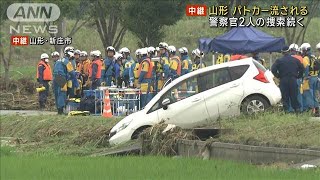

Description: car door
[203,66,247,120]
[148,75,210,128]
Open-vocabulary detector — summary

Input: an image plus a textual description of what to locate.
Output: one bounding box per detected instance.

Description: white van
[109,58,281,145]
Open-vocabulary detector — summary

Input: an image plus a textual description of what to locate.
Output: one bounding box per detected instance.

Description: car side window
[229,65,249,80]
[148,75,200,113]
[198,68,232,91]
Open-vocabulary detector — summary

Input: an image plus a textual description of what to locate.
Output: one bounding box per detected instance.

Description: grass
[216,112,320,149]
[1,149,319,180]
[0,115,121,155]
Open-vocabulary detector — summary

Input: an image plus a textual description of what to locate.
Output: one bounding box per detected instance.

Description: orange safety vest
[36,60,52,81]
[171,55,181,76]
[82,59,91,76]
[138,58,153,79]
[230,54,248,61]
[76,62,83,72]
[292,55,303,64]
[89,59,102,78]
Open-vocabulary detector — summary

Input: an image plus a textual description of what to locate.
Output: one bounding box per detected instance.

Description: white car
[109,58,281,145]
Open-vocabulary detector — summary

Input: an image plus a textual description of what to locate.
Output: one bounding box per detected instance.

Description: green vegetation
[0,115,121,155]
[217,112,320,149]
[1,150,319,180]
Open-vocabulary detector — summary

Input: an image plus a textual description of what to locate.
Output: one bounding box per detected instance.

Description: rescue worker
[114,53,124,87]
[66,47,77,98]
[271,46,304,113]
[75,49,82,71]
[89,50,103,90]
[316,42,320,97]
[191,49,206,71]
[53,47,79,114]
[157,42,170,91]
[138,48,153,108]
[147,46,157,96]
[168,45,181,80]
[104,46,116,86]
[36,53,53,110]
[120,47,134,87]
[301,43,319,116]
[289,43,304,112]
[80,51,91,90]
[179,47,192,76]
[129,49,142,88]
[251,52,266,67]
[156,47,161,57]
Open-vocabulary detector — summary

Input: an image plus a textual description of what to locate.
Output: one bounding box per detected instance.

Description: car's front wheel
[241,95,270,114]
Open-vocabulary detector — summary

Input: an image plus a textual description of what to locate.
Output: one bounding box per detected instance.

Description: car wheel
[241,96,270,114]
[131,126,150,140]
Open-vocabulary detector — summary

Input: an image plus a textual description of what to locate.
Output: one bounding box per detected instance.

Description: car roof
[144,57,255,110]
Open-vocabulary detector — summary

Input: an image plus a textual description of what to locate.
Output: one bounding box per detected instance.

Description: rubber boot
[314,107,320,117]
[57,108,63,115]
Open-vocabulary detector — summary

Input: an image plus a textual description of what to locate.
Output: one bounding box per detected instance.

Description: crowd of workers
[272,43,320,116]
[36,42,206,114]
[36,41,320,116]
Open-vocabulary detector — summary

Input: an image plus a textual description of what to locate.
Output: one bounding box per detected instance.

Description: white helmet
[192,48,201,57]
[119,47,130,54]
[300,43,311,51]
[114,53,123,60]
[64,46,74,53]
[168,45,176,53]
[147,46,155,53]
[179,47,188,54]
[106,46,116,53]
[74,49,81,55]
[40,53,49,59]
[66,52,74,58]
[140,48,148,55]
[90,50,101,57]
[95,50,101,57]
[80,51,87,56]
[51,51,59,57]
[289,43,299,51]
[155,47,160,51]
[316,43,320,50]
[135,49,141,56]
[159,42,168,49]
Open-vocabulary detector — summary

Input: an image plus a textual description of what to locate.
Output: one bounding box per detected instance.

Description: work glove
[129,81,134,88]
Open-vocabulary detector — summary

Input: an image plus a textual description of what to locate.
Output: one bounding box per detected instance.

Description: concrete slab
[0,110,56,116]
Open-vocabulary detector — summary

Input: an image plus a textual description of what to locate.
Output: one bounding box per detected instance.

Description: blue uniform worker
[53,47,79,114]
[179,47,192,76]
[271,46,304,113]
[120,47,134,87]
[104,46,116,86]
[301,42,320,116]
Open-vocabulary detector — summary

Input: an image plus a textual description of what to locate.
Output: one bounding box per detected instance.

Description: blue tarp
[199,27,285,54]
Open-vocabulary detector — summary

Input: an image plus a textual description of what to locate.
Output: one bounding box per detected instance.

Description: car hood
[110,110,144,133]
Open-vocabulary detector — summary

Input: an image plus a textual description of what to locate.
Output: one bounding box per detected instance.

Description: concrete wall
[177,140,320,164]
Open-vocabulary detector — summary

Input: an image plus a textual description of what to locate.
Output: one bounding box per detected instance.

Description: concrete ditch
[177,139,320,164]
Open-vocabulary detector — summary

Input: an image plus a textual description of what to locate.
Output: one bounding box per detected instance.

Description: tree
[122,0,186,47]
[90,0,127,55]
[283,0,320,44]
[43,0,92,55]
[0,0,24,90]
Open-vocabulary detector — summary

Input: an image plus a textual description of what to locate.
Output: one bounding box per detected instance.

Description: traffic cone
[102,90,113,118]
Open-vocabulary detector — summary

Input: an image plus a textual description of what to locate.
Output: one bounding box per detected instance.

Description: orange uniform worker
[138,48,153,108]
[89,50,103,90]
[36,53,53,110]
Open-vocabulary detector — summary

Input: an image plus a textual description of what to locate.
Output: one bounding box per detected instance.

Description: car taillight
[254,69,269,83]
